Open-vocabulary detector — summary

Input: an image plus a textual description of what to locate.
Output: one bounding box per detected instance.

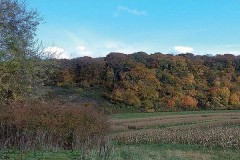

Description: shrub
[0,101,109,150]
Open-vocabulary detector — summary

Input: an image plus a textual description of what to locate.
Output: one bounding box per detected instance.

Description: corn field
[110,112,240,149]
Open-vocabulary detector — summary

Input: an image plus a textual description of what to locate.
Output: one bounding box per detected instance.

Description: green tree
[0,0,46,105]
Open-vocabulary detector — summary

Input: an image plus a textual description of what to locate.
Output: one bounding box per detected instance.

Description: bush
[0,101,109,150]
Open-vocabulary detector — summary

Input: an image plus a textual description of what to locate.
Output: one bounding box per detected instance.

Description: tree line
[52,52,240,112]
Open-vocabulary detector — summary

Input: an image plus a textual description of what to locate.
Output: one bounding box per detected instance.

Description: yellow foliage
[229,93,240,106]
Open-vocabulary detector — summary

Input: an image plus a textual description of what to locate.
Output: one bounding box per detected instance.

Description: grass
[1,143,240,160]
[110,109,240,119]
[111,143,240,160]
[44,86,140,114]
[0,150,81,160]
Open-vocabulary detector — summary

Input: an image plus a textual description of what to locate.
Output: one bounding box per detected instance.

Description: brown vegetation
[0,101,109,151]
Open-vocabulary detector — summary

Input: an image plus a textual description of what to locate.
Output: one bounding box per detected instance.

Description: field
[1,110,240,159]
[109,110,240,159]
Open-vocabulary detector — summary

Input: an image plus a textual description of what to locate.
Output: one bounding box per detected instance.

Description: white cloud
[172,46,194,54]
[117,6,146,16]
[44,46,70,59]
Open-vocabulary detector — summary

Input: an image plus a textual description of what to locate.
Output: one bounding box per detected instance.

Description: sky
[29,0,240,59]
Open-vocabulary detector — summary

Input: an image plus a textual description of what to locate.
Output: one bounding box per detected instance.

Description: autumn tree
[229,92,240,109]
[105,52,136,87]
[73,57,107,87]
[181,95,198,110]
[111,65,160,111]
[0,0,47,105]
[209,86,230,109]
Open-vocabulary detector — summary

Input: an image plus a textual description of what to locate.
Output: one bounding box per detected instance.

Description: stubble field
[108,110,240,160]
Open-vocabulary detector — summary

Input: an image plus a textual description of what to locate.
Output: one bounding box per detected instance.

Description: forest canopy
[51,52,240,112]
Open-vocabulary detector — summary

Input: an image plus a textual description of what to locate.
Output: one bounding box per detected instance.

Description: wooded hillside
[50,52,240,112]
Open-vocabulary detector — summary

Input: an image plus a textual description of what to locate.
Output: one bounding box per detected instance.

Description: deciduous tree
[0,0,46,105]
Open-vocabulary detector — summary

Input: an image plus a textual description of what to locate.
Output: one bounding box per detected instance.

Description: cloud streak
[117,6,146,16]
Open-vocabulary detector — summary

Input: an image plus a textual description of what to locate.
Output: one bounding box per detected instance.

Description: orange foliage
[182,95,198,110]
[167,99,176,108]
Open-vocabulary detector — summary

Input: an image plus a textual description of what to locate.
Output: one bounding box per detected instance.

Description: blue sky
[29,0,240,58]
